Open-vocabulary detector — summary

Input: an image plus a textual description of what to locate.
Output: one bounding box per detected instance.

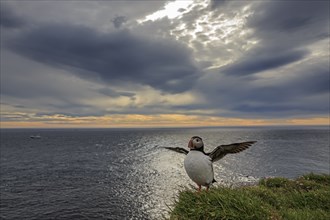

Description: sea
[0,126,329,219]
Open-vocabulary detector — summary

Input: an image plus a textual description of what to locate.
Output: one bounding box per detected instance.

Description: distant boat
[30,135,41,139]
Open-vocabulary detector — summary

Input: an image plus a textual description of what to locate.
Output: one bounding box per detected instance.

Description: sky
[0,0,329,128]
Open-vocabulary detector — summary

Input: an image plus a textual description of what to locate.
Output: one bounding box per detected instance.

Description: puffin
[164,136,256,191]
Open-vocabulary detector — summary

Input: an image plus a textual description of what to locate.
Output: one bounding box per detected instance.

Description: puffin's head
[188,136,204,149]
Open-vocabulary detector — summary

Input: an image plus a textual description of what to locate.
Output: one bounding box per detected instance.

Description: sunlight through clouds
[161,0,257,69]
[138,0,194,22]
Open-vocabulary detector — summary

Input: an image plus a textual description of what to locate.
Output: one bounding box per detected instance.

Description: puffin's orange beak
[188,139,193,149]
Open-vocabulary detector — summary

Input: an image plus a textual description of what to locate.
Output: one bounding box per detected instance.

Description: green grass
[169,173,330,220]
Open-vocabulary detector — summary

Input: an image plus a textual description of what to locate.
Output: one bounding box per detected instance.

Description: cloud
[209,0,229,9]
[1,1,167,32]
[196,57,329,118]
[0,3,25,28]
[6,24,200,93]
[248,0,329,52]
[0,51,112,117]
[221,49,308,76]
[192,0,329,118]
[112,15,127,28]
[97,87,135,98]
[216,0,329,77]
[249,1,329,34]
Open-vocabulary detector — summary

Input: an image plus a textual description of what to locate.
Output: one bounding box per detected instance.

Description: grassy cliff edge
[169,173,330,220]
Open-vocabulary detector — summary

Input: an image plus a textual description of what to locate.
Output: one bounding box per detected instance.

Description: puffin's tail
[212,179,217,183]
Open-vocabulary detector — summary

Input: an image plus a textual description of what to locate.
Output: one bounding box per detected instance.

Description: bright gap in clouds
[138,0,256,69]
[139,0,194,22]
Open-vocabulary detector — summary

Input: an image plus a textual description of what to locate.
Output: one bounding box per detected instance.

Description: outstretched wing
[163,147,189,155]
[206,141,256,162]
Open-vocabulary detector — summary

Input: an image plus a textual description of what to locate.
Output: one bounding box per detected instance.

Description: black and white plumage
[164,136,256,191]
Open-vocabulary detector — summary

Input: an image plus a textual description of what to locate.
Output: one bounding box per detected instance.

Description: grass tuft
[169,173,330,220]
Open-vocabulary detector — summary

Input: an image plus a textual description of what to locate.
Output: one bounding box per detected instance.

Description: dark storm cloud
[6,24,200,93]
[221,50,308,76]
[112,15,127,28]
[249,0,329,34]
[240,69,329,107]
[220,1,329,76]
[199,60,329,118]
[209,0,229,9]
[0,3,25,28]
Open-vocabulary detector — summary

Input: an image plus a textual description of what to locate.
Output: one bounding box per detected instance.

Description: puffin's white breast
[184,151,214,186]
